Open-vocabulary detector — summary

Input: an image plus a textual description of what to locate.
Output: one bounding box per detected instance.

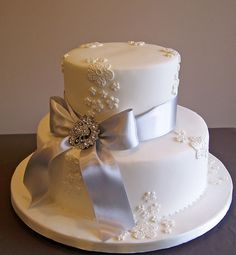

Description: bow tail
[23,140,72,207]
[80,142,135,241]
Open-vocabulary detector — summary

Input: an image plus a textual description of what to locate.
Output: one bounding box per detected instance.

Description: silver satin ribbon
[23,96,177,241]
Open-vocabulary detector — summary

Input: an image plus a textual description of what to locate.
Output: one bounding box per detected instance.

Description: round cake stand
[11,153,233,253]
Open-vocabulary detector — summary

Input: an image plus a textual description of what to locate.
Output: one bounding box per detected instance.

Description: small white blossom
[208,159,219,174]
[88,61,114,87]
[97,89,108,99]
[91,99,104,112]
[87,109,95,117]
[61,53,69,73]
[84,97,92,107]
[189,136,208,159]
[148,203,161,215]
[162,226,172,234]
[143,191,157,202]
[106,96,119,109]
[172,79,179,95]
[175,130,188,143]
[110,81,120,92]
[116,231,128,241]
[208,158,227,185]
[128,41,145,46]
[161,218,175,228]
[80,42,103,48]
[85,58,98,64]
[140,210,150,220]
[136,204,146,214]
[159,47,176,57]
[160,218,175,234]
[149,215,160,223]
[130,221,158,240]
[89,86,97,96]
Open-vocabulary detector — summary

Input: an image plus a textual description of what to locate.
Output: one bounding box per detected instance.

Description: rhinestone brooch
[68,115,100,150]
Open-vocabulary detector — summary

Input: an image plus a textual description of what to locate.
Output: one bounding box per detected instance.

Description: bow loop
[99,109,139,150]
[50,96,79,136]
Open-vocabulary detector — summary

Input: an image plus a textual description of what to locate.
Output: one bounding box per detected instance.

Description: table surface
[0,129,235,255]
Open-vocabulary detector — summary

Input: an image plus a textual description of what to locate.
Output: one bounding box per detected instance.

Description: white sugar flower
[128,41,145,46]
[116,231,128,241]
[106,96,119,109]
[89,86,97,96]
[148,203,161,215]
[189,136,208,159]
[175,130,188,143]
[162,226,172,234]
[172,79,179,95]
[88,61,114,87]
[161,218,175,228]
[130,221,158,240]
[159,48,176,57]
[136,204,146,214]
[84,97,92,107]
[160,218,175,234]
[97,89,108,99]
[91,99,104,112]
[143,191,157,202]
[80,42,103,48]
[110,81,120,92]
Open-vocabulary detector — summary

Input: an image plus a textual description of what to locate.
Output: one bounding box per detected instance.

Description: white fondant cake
[10,41,233,252]
[26,42,211,242]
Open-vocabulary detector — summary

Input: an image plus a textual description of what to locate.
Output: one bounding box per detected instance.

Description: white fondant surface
[11,154,233,252]
[37,106,209,217]
[63,42,180,121]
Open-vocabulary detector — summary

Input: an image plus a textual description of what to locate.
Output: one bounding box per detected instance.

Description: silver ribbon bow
[23,96,177,241]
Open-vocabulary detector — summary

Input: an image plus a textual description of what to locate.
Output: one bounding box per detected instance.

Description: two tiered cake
[11,42,232,252]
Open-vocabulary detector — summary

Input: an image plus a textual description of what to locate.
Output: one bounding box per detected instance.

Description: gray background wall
[1,0,236,134]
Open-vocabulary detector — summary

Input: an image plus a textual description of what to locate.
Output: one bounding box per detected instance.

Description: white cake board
[11,153,233,253]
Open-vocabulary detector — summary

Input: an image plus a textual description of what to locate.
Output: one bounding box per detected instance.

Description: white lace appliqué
[87,59,114,87]
[172,71,180,96]
[116,191,175,241]
[189,136,208,159]
[62,152,83,194]
[175,130,208,159]
[172,80,179,96]
[208,158,228,185]
[171,57,181,96]
[128,41,145,46]
[80,42,103,48]
[110,81,120,92]
[84,57,121,116]
[159,47,176,58]
[106,96,119,109]
[175,130,188,143]
[61,53,69,73]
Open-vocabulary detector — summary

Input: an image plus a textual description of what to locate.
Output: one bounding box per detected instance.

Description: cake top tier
[63,42,181,122]
[65,42,180,70]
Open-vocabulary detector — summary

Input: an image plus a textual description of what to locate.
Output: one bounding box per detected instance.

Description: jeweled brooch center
[68,115,100,149]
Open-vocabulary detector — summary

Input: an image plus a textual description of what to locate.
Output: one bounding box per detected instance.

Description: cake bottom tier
[37,106,209,220]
